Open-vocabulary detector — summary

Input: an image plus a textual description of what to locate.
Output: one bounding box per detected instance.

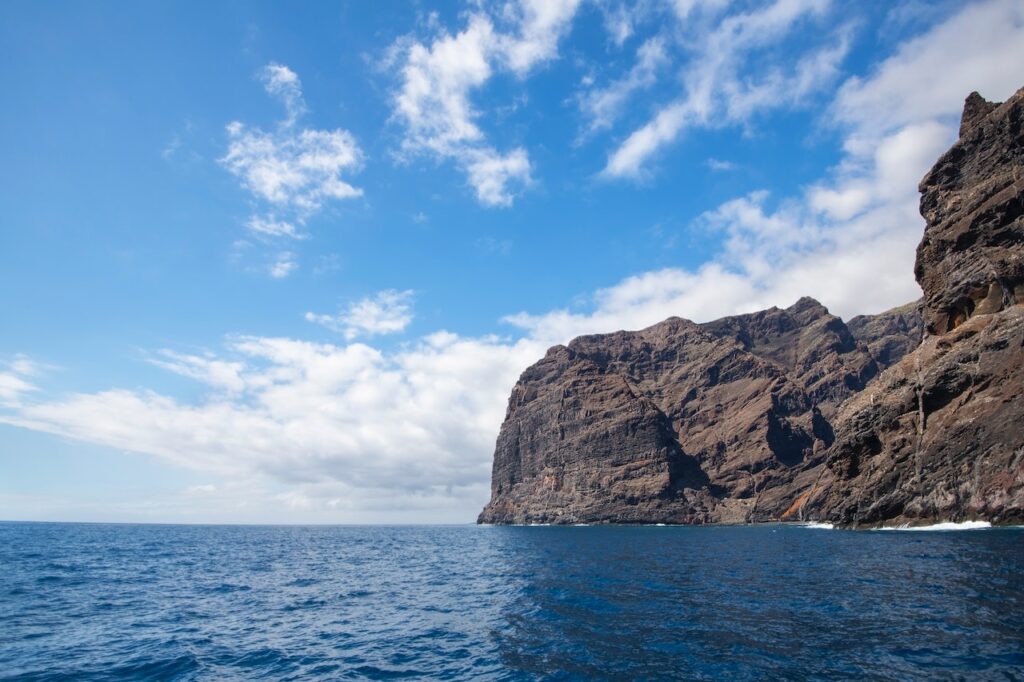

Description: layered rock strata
[479,299,920,524]
[479,88,1024,527]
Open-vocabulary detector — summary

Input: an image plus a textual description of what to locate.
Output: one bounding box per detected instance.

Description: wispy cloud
[602,0,846,178]
[705,158,735,171]
[221,63,364,276]
[577,36,668,137]
[516,0,1024,335]
[268,252,298,279]
[389,0,579,206]
[306,289,415,340]
[245,216,304,240]
[0,355,45,408]
[260,63,306,127]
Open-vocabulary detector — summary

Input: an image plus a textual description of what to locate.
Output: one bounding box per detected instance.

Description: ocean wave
[872,521,992,532]
[800,522,835,530]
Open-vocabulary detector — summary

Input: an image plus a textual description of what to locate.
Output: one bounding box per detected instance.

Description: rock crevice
[479,87,1024,527]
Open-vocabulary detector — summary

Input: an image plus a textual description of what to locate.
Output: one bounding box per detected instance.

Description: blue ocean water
[1,523,1022,681]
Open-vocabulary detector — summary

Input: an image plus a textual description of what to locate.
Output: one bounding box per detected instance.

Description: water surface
[1,522,1022,680]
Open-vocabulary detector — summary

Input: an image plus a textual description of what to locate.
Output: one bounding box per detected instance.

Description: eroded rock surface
[478,299,916,525]
[915,90,1024,335]
[479,87,1024,527]
[805,88,1024,526]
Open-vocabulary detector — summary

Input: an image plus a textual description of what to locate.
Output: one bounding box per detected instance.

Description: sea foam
[873,520,992,531]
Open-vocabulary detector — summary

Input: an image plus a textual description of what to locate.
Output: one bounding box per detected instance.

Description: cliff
[806,87,1024,526]
[479,298,922,525]
[480,86,1024,527]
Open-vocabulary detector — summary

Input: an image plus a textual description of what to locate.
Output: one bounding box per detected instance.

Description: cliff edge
[479,87,1024,527]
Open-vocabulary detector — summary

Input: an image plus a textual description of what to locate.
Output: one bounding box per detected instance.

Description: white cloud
[463,147,532,207]
[833,0,1024,144]
[498,0,582,76]
[599,2,638,46]
[0,334,545,519]
[603,0,843,178]
[706,158,735,171]
[222,63,364,275]
[246,216,304,239]
[578,36,668,136]
[390,0,579,206]
[0,356,40,408]
[306,289,415,340]
[0,373,36,408]
[269,252,297,279]
[672,0,731,22]
[223,125,363,213]
[260,63,306,127]
[528,0,1024,330]
[148,351,247,394]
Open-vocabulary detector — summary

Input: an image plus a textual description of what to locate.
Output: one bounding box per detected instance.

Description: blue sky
[2,0,1022,523]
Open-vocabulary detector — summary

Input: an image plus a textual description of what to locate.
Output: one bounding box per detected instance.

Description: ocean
[1,522,1022,680]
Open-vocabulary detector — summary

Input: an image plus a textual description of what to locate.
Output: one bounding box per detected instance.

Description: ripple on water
[1,523,1023,680]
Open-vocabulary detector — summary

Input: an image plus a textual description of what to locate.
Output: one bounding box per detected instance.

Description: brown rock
[479,300,904,524]
[805,88,1024,526]
[915,88,1024,335]
[479,86,1024,527]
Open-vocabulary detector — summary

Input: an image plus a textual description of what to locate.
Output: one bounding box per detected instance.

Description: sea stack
[479,87,1024,527]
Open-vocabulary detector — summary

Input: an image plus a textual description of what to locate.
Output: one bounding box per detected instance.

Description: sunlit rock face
[480,86,1024,527]
[478,298,918,525]
[812,87,1024,527]
[915,89,1024,335]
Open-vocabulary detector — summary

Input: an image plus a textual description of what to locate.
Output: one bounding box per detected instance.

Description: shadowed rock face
[846,300,924,367]
[806,88,1024,526]
[478,299,919,525]
[479,87,1024,527]
[809,307,1024,526]
[915,89,1024,335]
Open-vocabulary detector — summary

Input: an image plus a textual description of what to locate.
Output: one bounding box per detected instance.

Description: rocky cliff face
[805,88,1024,526]
[479,298,921,525]
[479,87,1024,527]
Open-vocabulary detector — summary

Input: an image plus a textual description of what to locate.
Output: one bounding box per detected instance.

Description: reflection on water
[1,522,1022,680]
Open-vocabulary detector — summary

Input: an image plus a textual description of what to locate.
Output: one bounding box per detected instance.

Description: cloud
[246,216,304,239]
[462,147,532,207]
[306,289,415,340]
[598,2,638,46]
[705,158,735,171]
[672,0,731,22]
[4,0,1023,524]
[269,252,297,279]
[148,351,247,394]
[389,0,579,206]
[0,355,41,407]
[0,374,36,408]
[832,0,1024,152]
[221,63,364,274]
[223,125,363,214]
[578,36,668,136]
[603,0,844,178]
[0,334,545,519]
[523,0,1024,331]
[260,63,306,127]
[498,0,582,76]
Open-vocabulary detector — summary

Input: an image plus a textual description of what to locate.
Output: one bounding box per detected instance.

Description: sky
[1,0,1023,524]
